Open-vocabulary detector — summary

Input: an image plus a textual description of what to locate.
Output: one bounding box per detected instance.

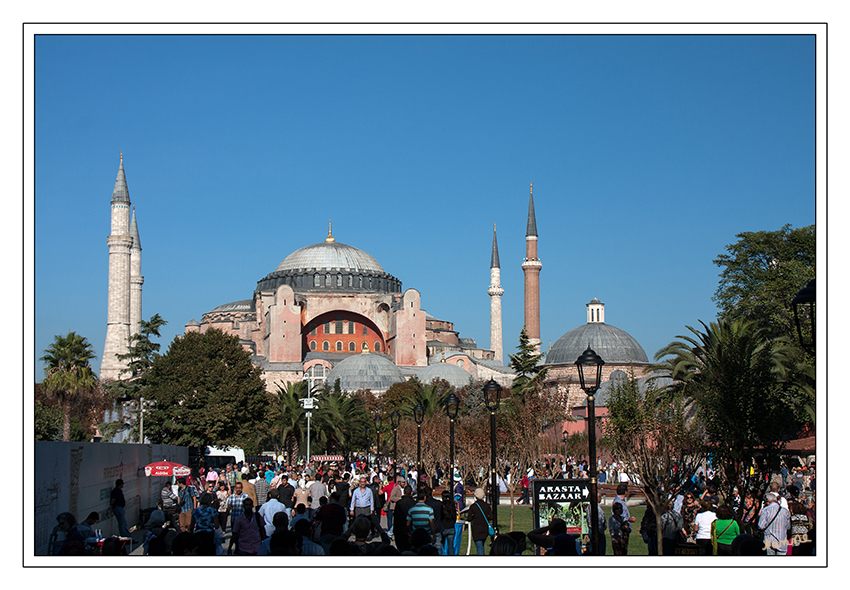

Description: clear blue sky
[33,34,816,380]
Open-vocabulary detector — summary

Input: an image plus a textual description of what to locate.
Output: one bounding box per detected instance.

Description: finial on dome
[120,151,123,161]
[326,219,335,242]
[441,351,445,363]
[362,341,370,353]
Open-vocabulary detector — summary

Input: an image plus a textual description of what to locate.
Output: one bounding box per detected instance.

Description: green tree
[264,381,307,463]
[117,313,168,379]
[604,371,707,555]
[141,328,268,448]
[101,314,168,442]
[310,380,371,457]
[713,224,815,341]
[40,331,104,441]
[509,327,548,404]
[35,399,62,441]
[652,319,809,508]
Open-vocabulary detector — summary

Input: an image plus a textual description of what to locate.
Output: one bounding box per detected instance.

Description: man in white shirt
[349,476,375,520]
[258,489,288,537]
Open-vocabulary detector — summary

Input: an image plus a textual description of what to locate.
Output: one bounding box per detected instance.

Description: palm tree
[268,381,307,462]
[311,381,370,456]
[651,318,805,506]
[40,331,100,442]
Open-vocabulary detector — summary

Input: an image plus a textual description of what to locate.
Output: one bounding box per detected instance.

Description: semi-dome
[325,352,406,393]
[417,362,473,388]
[545,299,648,365]
[276,241,385,274]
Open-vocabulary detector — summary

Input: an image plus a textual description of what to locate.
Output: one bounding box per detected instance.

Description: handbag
[756,507,780,545]
[476,502,495,536]
[711,520,733,555]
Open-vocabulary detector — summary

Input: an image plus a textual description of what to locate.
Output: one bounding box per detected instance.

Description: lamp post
[483,379,502,532]
[413,403,425,474]
[445,392,460,500]
[390,410,400,472]
[373,414,382,468]
[576,345,605,556]
[301,390,318,464]
[792,279,815,352]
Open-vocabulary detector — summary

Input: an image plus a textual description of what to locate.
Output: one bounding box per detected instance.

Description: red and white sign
[144,460,192,477]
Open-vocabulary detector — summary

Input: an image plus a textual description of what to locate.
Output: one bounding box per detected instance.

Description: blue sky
[33,33,816,380]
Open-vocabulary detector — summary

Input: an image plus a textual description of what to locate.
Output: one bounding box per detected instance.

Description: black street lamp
[792,279,815,352]
[445,392,460,497]
[483,379,502,532]
[373,414,382,467]
[390,410,400,472]
[413,403,425,474]
[576,345,605,556]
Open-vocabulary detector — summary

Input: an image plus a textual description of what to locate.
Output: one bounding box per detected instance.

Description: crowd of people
[48,456,815,557]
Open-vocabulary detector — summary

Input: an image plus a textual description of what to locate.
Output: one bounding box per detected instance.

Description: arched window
[337,274,342,287]
[336,341,343,351]
[310,340,317,351]
[374,342,381,352]
[349,341,356,352]
[322,340,330,351]
[314,274,321,287]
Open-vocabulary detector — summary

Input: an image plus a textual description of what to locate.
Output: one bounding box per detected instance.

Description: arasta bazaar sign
[536,482,590,502]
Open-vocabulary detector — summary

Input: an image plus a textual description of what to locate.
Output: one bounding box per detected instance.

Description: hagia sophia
[100,155,652,424]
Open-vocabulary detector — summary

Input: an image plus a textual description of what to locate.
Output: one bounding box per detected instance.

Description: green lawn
[453,504,650,556]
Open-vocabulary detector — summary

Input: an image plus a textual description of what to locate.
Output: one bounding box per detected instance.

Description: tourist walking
[467,488,493,556]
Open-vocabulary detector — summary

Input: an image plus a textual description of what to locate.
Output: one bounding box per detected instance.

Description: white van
[203,446,246,471]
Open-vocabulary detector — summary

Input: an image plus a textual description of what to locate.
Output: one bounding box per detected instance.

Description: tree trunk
[62,402,71,442]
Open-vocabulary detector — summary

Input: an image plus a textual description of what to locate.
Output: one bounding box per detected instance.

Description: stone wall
[33,442,187,558]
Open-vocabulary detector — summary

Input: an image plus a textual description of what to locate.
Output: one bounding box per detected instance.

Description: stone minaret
[100,153,133,380]
[129,206,144,338]
[488,223,504,364]
[522,183,542,351]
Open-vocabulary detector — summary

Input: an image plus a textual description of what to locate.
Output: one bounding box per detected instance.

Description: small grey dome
[276,241,385,274]
[545,323,648,365]
[325,352,405,393]
[417,362,472,388]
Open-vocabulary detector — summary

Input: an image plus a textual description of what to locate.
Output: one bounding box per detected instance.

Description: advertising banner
[532,479,591,554]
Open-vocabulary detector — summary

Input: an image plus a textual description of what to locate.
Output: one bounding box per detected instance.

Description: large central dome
[275,241,385,274]
[256,227,402,295]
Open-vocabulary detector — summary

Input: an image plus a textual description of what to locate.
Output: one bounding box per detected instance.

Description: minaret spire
[488,223,504,364]
[526,182,537,237]
[522,183,542,351]
[490,223,500,269]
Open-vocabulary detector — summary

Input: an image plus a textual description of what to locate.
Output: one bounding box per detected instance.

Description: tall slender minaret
[101,153,134,380]
[488,223,504,364]
[522,183,542,351]
[129,206,144,338]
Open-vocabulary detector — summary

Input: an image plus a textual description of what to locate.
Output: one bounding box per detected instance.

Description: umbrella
[144,460,192,477]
